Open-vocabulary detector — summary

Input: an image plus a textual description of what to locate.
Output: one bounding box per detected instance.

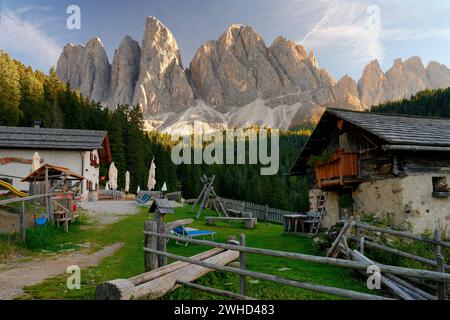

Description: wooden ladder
[311,192,327,234]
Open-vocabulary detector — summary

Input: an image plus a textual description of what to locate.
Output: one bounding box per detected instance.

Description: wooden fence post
[144,221,158,272]
[19,201,26,243]
[265,205,269,221]
[155,209,167,267]
[239,234,247,296]
[47,195,54,223]
[355,216,360,248]
[360,237,365,255]
[434,226,447,300]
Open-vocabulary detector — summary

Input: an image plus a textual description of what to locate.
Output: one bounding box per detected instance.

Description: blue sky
[1,0,450,80]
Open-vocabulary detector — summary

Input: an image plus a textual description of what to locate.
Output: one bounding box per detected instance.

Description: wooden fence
[137,231,450,300]
[0,193,54,242]
[219,197,298,224]
[329,219,450,300]
[95,215,450,300]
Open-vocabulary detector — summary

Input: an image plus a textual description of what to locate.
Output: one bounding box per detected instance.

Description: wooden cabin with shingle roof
[291,109,450,234]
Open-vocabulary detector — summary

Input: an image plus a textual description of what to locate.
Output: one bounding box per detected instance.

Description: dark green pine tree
[107,107,128,189]
[0,51,22,125]
[126,106,146,193]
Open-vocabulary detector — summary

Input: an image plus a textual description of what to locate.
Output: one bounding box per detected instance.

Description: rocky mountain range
[56,16,450,134]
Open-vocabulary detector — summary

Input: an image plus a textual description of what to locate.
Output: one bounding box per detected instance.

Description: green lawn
[18,205,376,300]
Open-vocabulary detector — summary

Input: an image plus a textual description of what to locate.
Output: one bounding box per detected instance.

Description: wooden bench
[206,216,257,229]
[226,209,253,218]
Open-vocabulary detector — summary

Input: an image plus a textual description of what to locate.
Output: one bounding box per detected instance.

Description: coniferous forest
[0,50,310,212]
[372,87,450,118]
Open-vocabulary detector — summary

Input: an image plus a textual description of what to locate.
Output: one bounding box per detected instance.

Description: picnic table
[283,214,309,233]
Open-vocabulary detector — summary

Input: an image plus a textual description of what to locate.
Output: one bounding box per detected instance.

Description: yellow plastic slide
[0,179,29,197]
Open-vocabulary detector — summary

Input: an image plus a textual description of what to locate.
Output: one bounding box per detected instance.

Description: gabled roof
[0,126,107,151]
[149,199,174,214]
[328,109,450,147]
[22,164,84,182]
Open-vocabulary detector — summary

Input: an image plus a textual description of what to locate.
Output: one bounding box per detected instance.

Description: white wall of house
[312,174,450,235]
[0,149,100,200]
[309,189,340,228]
[353,178,406,226]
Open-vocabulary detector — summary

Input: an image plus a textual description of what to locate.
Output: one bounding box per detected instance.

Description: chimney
[32,120,43,128]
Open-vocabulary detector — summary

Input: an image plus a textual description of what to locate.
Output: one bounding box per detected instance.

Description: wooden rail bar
[434,228,447,300]
[132,248,225,286]
[144,231,450,283]
[19,202,25,243]
[239,234,247,296]
[355,222,450,248]
[144,247,392,300]
[348,236,450,272]
[0,193,54,206]
[176,280,254,300]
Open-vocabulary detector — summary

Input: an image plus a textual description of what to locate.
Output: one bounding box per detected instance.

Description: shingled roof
[328,109,450,147]
[0,126,107,150]
[290,109,450,175]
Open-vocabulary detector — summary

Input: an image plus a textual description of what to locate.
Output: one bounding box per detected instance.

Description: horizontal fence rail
[219,197,298,224]
[144,246,391,300]
[348,236,450,272]
[144,231,450,284]
[354,222,450,249]
[176,280,254,300]
[0,193,54,206]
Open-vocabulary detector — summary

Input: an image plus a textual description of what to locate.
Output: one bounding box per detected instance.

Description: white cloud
[0,8,61,71]
[15,5,52,15]
[298,0,384,69]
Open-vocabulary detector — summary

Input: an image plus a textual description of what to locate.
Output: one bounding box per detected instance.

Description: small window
[433,177,448,192]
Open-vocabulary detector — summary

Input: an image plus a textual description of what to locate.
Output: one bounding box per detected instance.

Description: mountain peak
[132,16,194,114]
[227,23,245,30]
[86,37,104,47]
[55,17,450,131]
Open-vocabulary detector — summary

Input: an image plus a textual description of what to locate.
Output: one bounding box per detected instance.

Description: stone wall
[400,174,450,234]
[353,178,405,226]
[310,174,450,234]
[353,175,450,234]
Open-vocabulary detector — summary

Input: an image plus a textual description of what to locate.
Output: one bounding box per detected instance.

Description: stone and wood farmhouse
[291,109,450,234]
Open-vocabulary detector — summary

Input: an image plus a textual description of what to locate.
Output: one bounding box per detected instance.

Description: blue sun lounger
[136,193,151,204]
[171,226,216,246]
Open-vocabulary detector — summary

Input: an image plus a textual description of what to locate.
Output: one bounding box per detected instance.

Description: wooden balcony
[315,152,360,188]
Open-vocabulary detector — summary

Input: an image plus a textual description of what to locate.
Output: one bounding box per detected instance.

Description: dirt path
[0,242,123,300]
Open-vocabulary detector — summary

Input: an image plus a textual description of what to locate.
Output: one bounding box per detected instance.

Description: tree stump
[244,218,257,229]
[95,279,135,300]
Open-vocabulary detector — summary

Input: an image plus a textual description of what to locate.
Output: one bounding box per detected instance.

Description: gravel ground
[78,201,143,225]
[78,200,183,225]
